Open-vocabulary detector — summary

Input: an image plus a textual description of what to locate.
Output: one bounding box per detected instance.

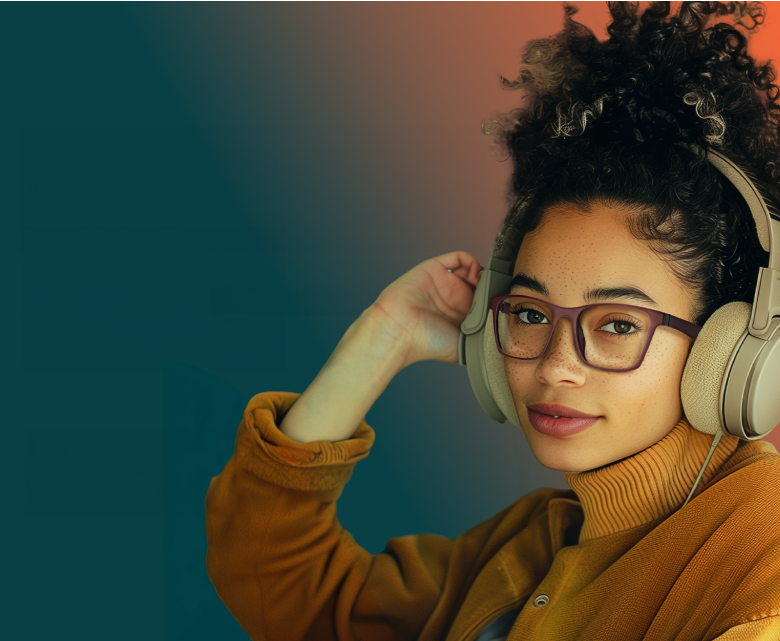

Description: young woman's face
[505,201,698,473]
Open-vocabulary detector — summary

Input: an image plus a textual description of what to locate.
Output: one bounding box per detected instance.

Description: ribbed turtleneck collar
[563,418,742,544]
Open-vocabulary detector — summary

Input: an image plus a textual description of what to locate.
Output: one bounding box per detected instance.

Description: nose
[535,316,587,385]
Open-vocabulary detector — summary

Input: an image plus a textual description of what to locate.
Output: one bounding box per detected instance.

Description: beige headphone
[457,145,780,508]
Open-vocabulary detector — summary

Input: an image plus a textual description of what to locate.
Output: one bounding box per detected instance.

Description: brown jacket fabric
[205,391,780,641]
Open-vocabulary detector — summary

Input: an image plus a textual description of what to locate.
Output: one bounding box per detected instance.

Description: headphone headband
[692,147,780,341]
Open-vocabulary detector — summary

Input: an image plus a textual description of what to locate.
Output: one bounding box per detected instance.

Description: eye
[511,307,551,325]
[598,319,640,335]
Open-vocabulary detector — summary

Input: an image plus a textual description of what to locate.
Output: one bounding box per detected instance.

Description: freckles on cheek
[503,359,538,399]
[608,370,654,419]
[504,359,532,382]
[630,336,688,401]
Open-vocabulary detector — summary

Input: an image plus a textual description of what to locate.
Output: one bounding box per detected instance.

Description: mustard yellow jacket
[205,391,780,640]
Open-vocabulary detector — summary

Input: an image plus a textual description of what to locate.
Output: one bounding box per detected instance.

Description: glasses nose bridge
[550,304,581,332]
[545,307,583,358]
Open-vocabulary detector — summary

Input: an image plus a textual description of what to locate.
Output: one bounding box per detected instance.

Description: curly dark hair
[484,1,777,326]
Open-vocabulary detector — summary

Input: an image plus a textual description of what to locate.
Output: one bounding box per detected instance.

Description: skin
[505,200,699,473]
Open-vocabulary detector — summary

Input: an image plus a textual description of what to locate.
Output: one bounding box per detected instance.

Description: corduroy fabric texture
[205,391,780,641]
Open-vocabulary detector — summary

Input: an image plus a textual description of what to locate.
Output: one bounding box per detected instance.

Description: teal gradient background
[6,2,779,639]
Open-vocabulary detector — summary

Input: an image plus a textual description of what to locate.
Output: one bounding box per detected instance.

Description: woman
[205,3,780,640]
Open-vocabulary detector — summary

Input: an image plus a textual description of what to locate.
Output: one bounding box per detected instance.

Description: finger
[469,261,484,286]
[437,250,480,272]
[446,262,483,285]
[446,265,475,281]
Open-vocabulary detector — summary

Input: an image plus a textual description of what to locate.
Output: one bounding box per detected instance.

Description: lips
[526,402,600,419]
[527,410,599,436]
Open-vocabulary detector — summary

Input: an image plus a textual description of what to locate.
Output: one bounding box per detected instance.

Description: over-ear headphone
[457,144,780,505]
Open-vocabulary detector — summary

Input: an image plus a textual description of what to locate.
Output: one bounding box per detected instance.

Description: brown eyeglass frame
[490,294,703,372]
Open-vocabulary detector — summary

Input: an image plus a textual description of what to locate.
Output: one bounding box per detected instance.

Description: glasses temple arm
[666,313,703,340]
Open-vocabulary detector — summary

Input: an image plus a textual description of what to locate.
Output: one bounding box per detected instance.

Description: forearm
[280,305,410,444]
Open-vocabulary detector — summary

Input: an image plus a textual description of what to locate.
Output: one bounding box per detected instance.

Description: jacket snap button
[533,594,549,607]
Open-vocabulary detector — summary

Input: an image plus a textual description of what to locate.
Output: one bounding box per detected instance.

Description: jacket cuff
[234,390,375,492]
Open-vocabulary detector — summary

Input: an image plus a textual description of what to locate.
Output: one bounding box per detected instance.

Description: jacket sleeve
[709,616,780,640]
[204,391,464,641]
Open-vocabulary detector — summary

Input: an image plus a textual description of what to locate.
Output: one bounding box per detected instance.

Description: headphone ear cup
[681,301,751,436]
[483,309,522,428]
[463,325,508,424]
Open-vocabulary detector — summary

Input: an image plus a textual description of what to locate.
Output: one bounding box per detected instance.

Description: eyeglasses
[490,295,702,372]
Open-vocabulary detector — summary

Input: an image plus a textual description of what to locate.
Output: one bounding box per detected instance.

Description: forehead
[512,202,689,306]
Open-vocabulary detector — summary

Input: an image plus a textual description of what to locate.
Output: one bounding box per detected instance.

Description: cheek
[610,331,691,408]
[639,330,691,385]
[503,356,536,390]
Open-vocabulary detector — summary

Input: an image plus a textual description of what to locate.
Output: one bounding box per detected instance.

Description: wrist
[354,304,414,372]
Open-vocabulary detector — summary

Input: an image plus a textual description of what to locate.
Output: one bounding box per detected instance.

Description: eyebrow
[509,272,658,306]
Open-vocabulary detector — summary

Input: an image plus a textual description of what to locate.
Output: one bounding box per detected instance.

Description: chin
[542,461,588,473]
[529,444,596,473]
